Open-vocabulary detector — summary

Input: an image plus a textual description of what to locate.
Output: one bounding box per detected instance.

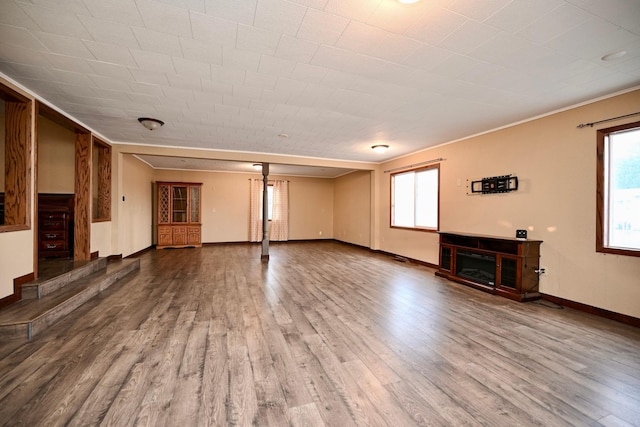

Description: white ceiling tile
[43,53,95,73]
[287,0,328,9]
[519,4,592,44]
[401,43,453,70]
[484,0,563,33]
[0,2,40,30]
[172,56,212,79]
[405,7,467,45]
[222,47,261,72]
[204,0,257,25]
[202,77,234,95]
[569,0,640,35]
[232,84,263,100]
[128,81,164,97]
[297,8,349,45]
[0,44,51,68]
[0,24,48,51]
[319,69,358,89]
[18,3,92,38]
[366,0,433,34]
[135,0,192,38]
[438,19,501,54]
[132,27,183,57]
[274,35,319,63]
[446,0,512,21]
[336,21,387,54]
[88,74,132,91]
[310,45,352,72]
[324,0,381,21]
[290,62,328,83]
[156,0,205,13]
[180,38,223,65]
[130,49,176,73]
[236,24,281,56]
[190,12,237,46]
[549,21,640,60]
[212,64,247,85]
[254,0,307,35]
[78,15,140,49]
[373,33,423,63]
[50,68,96,86]
[258,55,296,77]
[467,32,531,64]
[430,53,488,78]
[244,70,279,90]
[167,72,203,90]
[31,32,93,59]
[83,40,137,66]
[82,0,143,26]
[88,60,136,80]
[0,61,55,82]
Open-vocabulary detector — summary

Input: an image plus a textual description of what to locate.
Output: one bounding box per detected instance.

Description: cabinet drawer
[40,219,66,230]
[41,231,66,241]
[39,240,67,251]
[41,212,66,220]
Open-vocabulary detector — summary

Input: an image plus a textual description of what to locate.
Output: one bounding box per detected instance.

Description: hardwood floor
[1,241,639,426]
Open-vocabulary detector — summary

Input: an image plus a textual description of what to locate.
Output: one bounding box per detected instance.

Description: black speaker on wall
[516,229,527,239]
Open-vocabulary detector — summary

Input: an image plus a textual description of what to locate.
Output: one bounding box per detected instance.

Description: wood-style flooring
[1,241,639,426]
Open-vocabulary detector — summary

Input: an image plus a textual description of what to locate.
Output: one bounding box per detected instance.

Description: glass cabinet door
[189,185,200,223]
[172,186,188,223]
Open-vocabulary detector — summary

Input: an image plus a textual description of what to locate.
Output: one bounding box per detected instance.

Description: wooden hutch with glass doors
[156,182,202,249]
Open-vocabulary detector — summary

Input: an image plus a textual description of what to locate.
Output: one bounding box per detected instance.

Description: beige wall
[334,170,371,246]
[151,169,335,243]
[378,89,640,319]
[37,116,75,194]
[118,154,154,257]
[91,221,111,258]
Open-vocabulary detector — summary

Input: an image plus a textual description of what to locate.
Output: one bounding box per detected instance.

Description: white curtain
[249,179,289,242]
[270,180,289,241]
[249,179,263,242]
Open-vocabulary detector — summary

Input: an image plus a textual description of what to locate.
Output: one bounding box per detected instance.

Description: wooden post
[261,162,269,261]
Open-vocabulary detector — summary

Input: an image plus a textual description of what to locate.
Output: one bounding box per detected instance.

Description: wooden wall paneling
[3,101,31,229]
[74,132,91,260]
[96,144,111,221]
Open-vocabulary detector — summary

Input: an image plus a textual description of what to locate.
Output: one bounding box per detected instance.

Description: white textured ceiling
[135,154,356,177]
[1,0,639,164]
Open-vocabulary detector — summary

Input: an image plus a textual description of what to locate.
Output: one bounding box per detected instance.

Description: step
[22,258,108,299]
[0,258,140,341]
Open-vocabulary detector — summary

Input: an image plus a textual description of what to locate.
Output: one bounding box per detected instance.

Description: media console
[435,232,542,302]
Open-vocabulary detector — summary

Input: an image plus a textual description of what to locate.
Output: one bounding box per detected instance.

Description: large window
[597,121,640,256]
[391,164,439,231]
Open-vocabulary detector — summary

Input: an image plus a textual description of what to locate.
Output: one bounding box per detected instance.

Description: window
[391,164,439,230]
[597,121,640,256]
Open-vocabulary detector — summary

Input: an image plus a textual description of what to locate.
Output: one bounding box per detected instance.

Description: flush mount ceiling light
[371,144,390,153]
[137,117,164,130]
[252,163,262,170]
[397,0,420,4]
[601,50,627,61]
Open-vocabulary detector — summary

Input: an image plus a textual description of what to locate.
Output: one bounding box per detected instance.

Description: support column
[261,162,269,261]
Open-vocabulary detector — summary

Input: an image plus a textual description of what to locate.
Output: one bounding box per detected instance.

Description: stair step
[0,258,140,341]
[22,258,108,299]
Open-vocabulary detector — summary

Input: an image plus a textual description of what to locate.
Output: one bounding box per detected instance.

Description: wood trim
[0,272,34,308]
[108,254,124,261]
[541,293,640,328]
[74,132,91,260]
[596,120,640,257]
[90,251,99,259]
[93,137,111,222]
[3,100,32,229]
[123,245,154,259]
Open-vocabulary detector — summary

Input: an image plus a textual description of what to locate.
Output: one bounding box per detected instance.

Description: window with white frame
[391,164,439,230]
[597,121,640,256]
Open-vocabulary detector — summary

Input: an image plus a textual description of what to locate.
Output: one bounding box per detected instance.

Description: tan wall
[37,116,75,194]
[378,89,640,319]
[151,169,334,242]
[334,170,371,246]
[119,154,154,257]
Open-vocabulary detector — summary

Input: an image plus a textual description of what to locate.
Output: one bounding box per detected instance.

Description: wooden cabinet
[436,232,542,302]
[38,194,74,258]
[156,182,202,249]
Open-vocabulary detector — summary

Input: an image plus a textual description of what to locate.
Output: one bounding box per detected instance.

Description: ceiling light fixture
[601,50,627,61]
[371,144,390,153]
[397,0,420,4]
[137,117,164,130]
[252,163,262,170]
